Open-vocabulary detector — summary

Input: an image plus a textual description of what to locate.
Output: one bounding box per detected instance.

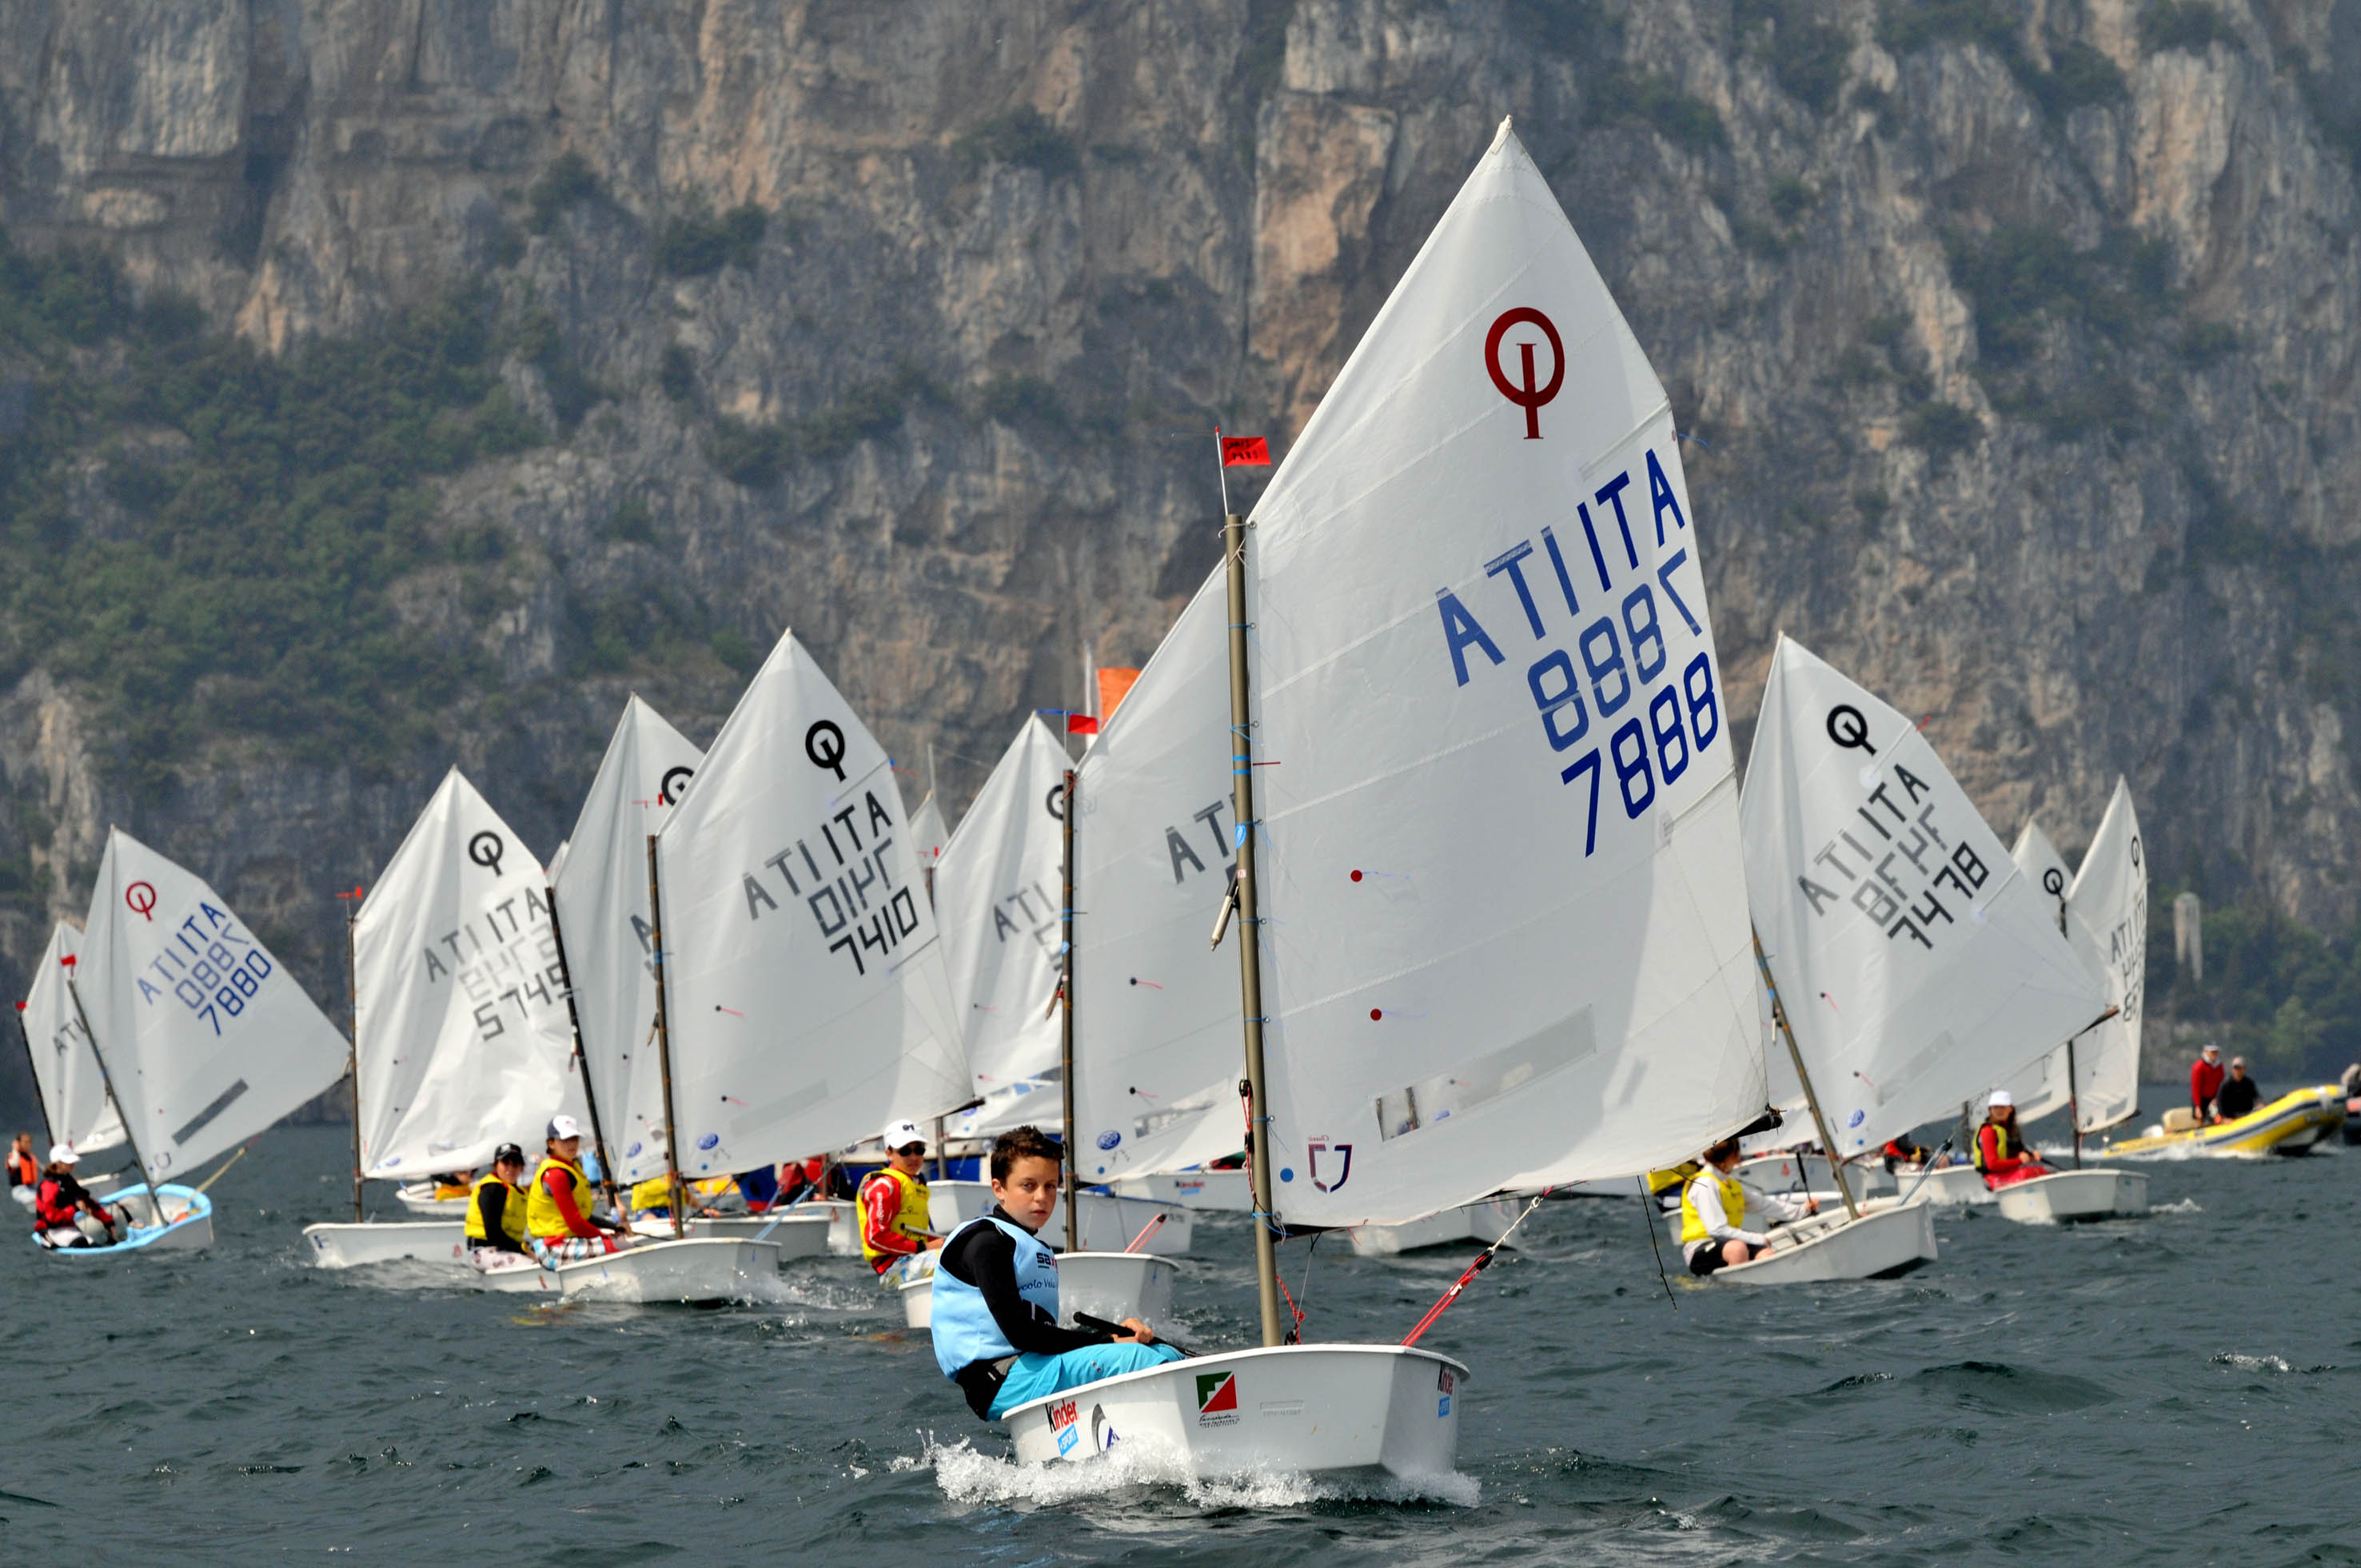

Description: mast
[13,1001,54,1150]
[545,887,620,1206]
[1059,766,1079,1254]
[64,967,154,1198]
[342,888,364,1221]
[1223,504,1285,1347]
[645,833,687,1239]
[2056,889,2081,1169]
[1752,933,1860,1222]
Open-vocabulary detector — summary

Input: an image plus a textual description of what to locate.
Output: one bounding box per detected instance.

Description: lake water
[5,1124,2356,1561]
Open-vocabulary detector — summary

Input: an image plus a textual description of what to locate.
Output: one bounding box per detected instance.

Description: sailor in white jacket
[1679,1138,1817,1276]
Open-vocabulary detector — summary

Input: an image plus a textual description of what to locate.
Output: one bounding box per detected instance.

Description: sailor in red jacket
[31,1145,118,1248]
[2191,1043,2226,1123]
[1972,1092,2051,1190]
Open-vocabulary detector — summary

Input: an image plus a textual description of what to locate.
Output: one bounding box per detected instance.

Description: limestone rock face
[2,0,2359,1047]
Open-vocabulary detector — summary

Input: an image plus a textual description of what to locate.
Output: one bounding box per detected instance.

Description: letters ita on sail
[1240,119,1769,1227]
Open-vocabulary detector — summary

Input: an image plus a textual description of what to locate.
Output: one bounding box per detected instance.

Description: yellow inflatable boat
[2103,1086,2346,1158]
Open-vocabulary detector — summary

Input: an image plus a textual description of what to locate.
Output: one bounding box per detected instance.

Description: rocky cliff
[3,0,2359,1118]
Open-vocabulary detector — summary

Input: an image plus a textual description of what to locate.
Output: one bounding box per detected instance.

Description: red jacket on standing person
[2190,1053,2226,1119]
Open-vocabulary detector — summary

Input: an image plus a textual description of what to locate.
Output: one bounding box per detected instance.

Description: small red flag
[1067,714,1101,736]
[1220,436,1270,467]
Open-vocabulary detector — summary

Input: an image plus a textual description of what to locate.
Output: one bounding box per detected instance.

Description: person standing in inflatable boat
[1972,1091,2052,1189]
[931,1124,1182,1421]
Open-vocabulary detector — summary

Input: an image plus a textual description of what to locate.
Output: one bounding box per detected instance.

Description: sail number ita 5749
[1434,445,1721,853]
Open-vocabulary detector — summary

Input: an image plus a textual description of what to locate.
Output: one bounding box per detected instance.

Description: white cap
[47,1143,77,1165]
[2203,1042,2220,1056]
[1987,1090,2013,1110]
[881,1119,926,1150]
[547,1115,582,1141]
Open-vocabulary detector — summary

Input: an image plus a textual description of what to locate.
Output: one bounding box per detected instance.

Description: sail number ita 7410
[1434,445,1721,853]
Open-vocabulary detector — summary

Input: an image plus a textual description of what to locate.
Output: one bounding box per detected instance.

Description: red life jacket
[34,1175,86,1229]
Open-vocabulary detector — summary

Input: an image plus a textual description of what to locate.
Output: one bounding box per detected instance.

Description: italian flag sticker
[1194,1371,1238,1414]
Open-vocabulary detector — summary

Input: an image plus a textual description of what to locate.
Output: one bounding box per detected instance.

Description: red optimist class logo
[1486,307,1565,439]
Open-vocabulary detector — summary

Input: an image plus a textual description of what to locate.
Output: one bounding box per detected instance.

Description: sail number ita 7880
[1434,445,1721,853]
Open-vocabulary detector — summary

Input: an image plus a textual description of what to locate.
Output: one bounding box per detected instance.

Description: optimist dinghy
[1009,120,1778,1480]
[33,1183,213,1256]
[1733,640,2116,1281]
[468,1236,776,1303]
[46,829,349,1263]
[1347,1197,1528,1258]
[1710,1202,1934,1285]
[1991,1167,2148,1223]
[302,1220,467,1269]
[393,1182,473,1216]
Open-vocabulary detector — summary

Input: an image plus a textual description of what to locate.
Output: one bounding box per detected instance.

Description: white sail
[551,696,704,1185]
[910,795,950,884]
[78,828,347,1183]
[934,716,1071,1096]
[353,769,583,1180]
[2064,779,2146,1132]
[654,631,967,1179]
[1069,573,1247,1183]
[22,923,126,1155]
[1243,121,1767,1227]
[1996,818,2082,1125]
[1740,637,2109,1156]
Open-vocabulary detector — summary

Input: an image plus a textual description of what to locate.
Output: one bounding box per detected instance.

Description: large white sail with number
[2063,780,2145,1131]
[552,696,704,1184]
[22,922,126,1155]
[1741,637,2108,1156]
[935,716,1071,1097]
[1997,818,2082,1124]
[354,769,584,1180]
[655,631,967,1179]
[1243,121,1767,1227]
[1070,573,1248,1184]
[79,828,346,1182]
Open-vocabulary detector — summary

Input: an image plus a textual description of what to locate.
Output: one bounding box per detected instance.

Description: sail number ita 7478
[1434,445,1721,853]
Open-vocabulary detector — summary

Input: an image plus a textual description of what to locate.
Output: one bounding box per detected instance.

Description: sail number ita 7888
[1434,445,1721,853]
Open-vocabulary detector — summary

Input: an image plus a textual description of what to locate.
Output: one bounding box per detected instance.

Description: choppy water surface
[5,1124,2358,1562]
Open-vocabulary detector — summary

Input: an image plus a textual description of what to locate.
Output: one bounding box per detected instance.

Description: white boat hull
[1107,1169,1253,1212]
[468,1238,776,1303]
[927,1181,1194,1255]
[898,1251,1177,1331]
[1712,1203,1936,1285]
[1347,1197,1525,1257]
[34,1184,213,1257]
[812,1199,861,1256]
[1003,1343,1466,1480]
[1891,1165,1993,1206]
[1993,1168,2148,1223]
[301,1221,467,1269]
[393,1183,471,1216]
[628,1212,832,1261]
[1737,1153,1892,1203]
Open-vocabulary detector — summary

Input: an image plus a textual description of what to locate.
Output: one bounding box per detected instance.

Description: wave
[908,1436,1481,1510]
[2211,1352,2336,1374]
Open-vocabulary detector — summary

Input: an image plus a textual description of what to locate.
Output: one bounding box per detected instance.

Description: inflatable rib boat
[2103,1087,2344,1158]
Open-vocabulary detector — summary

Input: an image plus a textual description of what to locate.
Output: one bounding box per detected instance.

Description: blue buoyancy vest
[930,1215,1062,1380]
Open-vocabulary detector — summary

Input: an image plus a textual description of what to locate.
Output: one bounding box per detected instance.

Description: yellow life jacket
[526,1154,596,1239]
[433,1175,473,1200]
[464,1172,527,1247]
[629,1175,676,1214]
[858,1165,931,1267]
[1972,1119,2019,1173]
[1646,1161,1702,1196]
[1678,1169,1749,1247]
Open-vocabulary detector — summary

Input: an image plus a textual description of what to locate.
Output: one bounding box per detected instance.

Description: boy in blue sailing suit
[931,1124,1182,1420]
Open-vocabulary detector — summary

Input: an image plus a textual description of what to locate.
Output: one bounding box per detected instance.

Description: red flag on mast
[1220,436,1270,467]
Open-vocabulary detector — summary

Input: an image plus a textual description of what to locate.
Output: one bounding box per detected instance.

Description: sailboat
[45,828,349,1257]
[1003,120,1772,1475]
[1976,794,2151,1220]
[648,628,971,1285]
[1735,637,2114,1277]
[17,922,132,1199]
[901,716,1183,1325]
[547,697,832,1263]
[917,712,1193,1276]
